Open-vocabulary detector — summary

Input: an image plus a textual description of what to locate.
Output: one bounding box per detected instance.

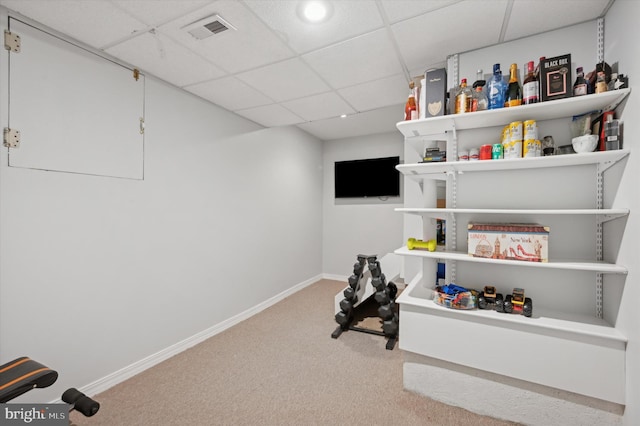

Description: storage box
[468,223,549,262]
[424,68,447,117]
[540,54,572,102]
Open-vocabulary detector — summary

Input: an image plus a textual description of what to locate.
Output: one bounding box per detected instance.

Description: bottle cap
[576,66,583,73]
[493,63,500,73]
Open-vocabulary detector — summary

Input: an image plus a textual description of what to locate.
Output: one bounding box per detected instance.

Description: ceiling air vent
[182,14,237,40]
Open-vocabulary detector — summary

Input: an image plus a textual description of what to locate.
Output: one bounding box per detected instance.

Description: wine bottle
[404,81,417,120]
[522,61,539,104]
[505,63,522,107]
[573,67,588,96]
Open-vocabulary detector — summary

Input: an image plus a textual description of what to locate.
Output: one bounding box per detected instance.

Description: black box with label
[540,54,572,102]
[424,68,447,117]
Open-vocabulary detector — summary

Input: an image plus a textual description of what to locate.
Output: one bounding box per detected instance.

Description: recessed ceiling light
[340,114,347,118]
[298,1,332,24]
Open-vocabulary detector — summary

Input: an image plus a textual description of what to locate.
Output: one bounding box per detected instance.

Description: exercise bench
[0,356,99,417]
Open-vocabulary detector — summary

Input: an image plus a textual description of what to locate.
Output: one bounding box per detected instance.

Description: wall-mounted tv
[334,156,401,198]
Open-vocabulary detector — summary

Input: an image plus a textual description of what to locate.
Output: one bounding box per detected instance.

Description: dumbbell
[368,261,382,278]
[407,238,436,252]
[62,388,100,417]
[353,261,365,276]
[382,316,399,336]
[387,282,398,300]
[371,275,386,292]
[378,303,395,320]
[375,290,390,305]
[348,274,360,288]
[343,287,357,302]
[335,311,352,327]
[339,299,353,313]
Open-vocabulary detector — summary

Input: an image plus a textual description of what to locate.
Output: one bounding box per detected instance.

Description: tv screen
[334,156,401,198]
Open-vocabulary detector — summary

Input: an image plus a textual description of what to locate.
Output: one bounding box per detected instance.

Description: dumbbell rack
[331,254,399,350]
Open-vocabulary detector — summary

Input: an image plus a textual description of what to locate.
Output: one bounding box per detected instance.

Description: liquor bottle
[608,73,618,91]
[471,69,488,111]
[573,67,588,96]
[522,61,539,104]
[535,56,545,101]
[487,64,506,110]
[595,71,608,94]
[454,78,473,114]
[505,63,522,107]
[404,81,417,120]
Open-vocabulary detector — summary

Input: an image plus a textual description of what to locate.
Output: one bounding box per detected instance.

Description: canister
[523,139,541,157]
[509,121,523,142]
[524,119,538,141]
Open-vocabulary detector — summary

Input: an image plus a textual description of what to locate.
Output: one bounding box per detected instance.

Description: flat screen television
[334,156,401,198]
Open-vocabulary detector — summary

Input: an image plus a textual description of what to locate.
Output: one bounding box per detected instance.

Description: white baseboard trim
[322,273,348,282]
[67,274,323,400]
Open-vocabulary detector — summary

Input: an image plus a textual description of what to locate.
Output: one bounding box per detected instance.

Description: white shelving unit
[394,90,631,405]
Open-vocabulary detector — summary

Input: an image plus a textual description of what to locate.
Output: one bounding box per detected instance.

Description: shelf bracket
[446,171,458,283]
[595,163,604,319]
[597,17,605,64]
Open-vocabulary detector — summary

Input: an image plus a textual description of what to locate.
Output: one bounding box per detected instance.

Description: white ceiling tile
[0,0,148,49]
[156,1,294,73]
[281,92,355,122]
[184,76,274,111]
[112,0,213,27]
[504,0,610,41]
[235,104,304,127]
[303,28,404,89]
[236,58,330,103]
[392,0,508,73]
[106,32,225,87]
[338,74,408,112]
[380,0,464,24]
[243,0,384,54]
[297,104,402,140]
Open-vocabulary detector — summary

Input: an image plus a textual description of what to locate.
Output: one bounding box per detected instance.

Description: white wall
[322,132,404,277]
[605,1,640,424]
[0,18,323,402]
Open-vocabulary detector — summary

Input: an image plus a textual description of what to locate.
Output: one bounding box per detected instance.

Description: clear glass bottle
[522,61,539,104]
[404,81,417,120]
[573,67,588,96]
[595,71,608,94]
[505,63,522,107]
[471,69,488,111]
[487,64,506,110]
[454,78,473,114]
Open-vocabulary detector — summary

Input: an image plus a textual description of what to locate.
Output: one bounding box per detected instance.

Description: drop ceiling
[0,0,613,140]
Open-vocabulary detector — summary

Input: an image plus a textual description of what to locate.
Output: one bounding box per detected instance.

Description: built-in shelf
[396,89,631,139]
[394,246,627,274]
[395,85,630,406]
[396,279,627,344]
[397,149,630,182]
[396,207,630,224]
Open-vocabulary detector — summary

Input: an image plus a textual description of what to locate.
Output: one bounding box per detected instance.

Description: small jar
[469,148,479,161]
[458,150,469,161]
[542,135,555,156]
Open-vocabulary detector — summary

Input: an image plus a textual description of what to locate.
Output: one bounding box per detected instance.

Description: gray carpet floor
[70,279,517,425]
